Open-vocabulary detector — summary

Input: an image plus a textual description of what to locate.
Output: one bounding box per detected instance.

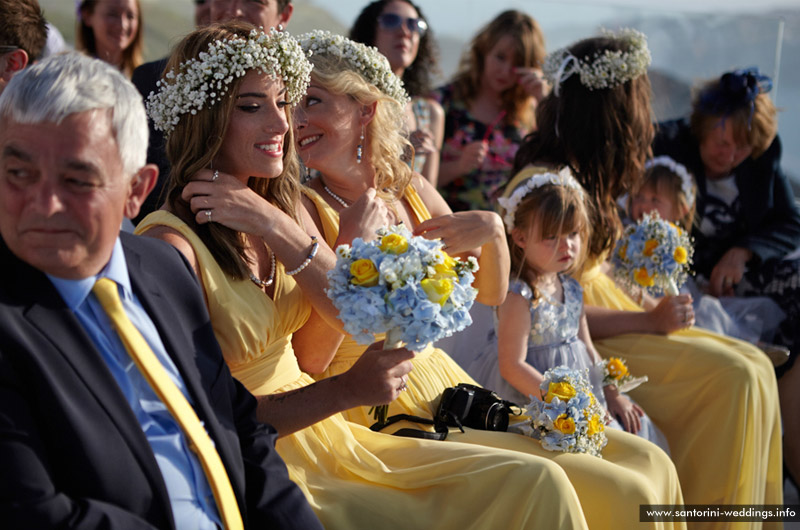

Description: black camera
[436,383,515,432]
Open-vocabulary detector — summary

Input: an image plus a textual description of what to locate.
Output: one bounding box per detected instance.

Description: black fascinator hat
[697,67,773,117]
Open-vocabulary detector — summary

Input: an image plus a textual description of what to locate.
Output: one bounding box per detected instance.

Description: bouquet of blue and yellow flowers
[598,357,648,393]
[522,367,608,458]
[612,211,693,296]
[326,224,479,422]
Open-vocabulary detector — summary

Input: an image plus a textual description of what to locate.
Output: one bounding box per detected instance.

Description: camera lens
[483,402,510,431]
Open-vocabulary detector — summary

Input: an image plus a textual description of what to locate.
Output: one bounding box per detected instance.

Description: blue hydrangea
[326,224,478,351]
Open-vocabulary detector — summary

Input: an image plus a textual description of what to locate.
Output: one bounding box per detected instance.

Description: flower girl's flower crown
[543,28,651,96]
[297,30,410,106]
[498,167,585,233]
[146,27,313,136]
[645,155,696,207]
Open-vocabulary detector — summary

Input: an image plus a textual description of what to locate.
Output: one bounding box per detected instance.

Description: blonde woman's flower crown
[146,27,313,136]
[498,167,585,233]
[543,28,651,96]
[297,30,410,106]
[645,155,696,207]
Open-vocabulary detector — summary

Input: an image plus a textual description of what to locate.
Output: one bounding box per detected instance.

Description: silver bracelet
[286,236,319,276]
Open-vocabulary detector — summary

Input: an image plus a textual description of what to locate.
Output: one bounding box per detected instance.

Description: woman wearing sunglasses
[351,0,444,187]
[433,9,548,212]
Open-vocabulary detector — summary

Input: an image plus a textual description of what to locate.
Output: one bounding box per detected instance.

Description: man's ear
[124,164,159,219]
[0,49,29,86]
[277,3,294,27]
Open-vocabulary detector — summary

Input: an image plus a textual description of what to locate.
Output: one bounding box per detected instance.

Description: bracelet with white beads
[286,236,319,276]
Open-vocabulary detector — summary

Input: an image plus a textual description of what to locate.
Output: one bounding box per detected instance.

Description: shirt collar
[48,238,132,310]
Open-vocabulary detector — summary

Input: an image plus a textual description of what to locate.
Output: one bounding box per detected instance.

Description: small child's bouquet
[611,211,693,296]
[326,224,479,422]
[598,357,648,393]
[521,366,607,458]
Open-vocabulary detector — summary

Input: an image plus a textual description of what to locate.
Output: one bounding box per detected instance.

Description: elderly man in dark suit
[0,51,321,530]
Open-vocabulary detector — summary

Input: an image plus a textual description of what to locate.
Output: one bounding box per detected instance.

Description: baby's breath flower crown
[297,30,410,106]
[645,155,696,207]
[498,167,585,234]
[146,27,313,136]
[543,28,651,96]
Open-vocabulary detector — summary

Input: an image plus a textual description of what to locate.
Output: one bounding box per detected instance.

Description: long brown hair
[514,35,653,261]
[450,10,545,129]
[161,22,303,280]
[76,0,143,78]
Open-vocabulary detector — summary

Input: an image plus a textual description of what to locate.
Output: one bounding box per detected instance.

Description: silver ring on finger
[205,209,212,223]
[212,169,219,182]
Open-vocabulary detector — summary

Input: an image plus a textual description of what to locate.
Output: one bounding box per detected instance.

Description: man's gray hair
[0,51,148,176]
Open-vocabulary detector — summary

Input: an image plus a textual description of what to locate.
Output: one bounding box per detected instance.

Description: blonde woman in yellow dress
[136,21,592,530]
[509,29,783,527]
[295,31,685,530]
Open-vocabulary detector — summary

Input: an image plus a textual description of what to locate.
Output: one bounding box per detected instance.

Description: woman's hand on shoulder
[414,210,505,256]
[646,293,695,334]
[182,168,277,235]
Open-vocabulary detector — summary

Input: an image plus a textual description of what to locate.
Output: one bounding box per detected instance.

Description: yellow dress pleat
[305,185,687,530]
[136,211,589,530]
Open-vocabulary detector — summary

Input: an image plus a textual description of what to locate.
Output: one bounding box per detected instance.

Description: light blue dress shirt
[48,238,221,530]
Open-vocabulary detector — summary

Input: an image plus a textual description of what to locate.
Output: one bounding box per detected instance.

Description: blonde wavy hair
[161,22,303,280]
[308,49,413,199]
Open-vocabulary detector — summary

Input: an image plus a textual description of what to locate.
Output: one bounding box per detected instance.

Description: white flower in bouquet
[611,211,693,296]
[524,366,608,458]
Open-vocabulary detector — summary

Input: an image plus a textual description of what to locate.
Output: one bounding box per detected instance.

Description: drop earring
[356,125,365,164]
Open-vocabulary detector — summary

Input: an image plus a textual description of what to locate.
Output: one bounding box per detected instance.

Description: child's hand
[603,385,643,434]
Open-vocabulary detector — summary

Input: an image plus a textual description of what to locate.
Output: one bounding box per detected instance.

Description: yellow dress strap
[402,183,433,224]
[301,187,339,248]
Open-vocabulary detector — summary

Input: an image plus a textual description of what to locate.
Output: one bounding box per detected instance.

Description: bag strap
[369,413,451,441]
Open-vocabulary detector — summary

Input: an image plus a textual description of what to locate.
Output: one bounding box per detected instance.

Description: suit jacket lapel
[4,244,174,523]
[123,238,246,506]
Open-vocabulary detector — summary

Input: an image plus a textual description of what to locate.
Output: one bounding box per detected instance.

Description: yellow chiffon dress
[304,186,686,530]
[505,167,784,529]
[136,211,589,530]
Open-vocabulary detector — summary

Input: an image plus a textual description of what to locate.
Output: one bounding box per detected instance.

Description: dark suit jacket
[0,232,321,530]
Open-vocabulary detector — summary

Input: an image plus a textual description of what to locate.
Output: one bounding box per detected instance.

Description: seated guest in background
[195,0,211,26]
[132,0,294,225]
[0,51,322,530]
[76,0,143,78]
[433,9,548,213]
[653,66,800,490]
[350,0,445,186]
[0,0,47,94]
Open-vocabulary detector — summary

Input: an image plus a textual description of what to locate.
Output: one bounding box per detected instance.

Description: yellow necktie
[92,277,243,530]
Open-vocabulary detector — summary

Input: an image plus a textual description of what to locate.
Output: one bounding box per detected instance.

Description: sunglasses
[0,45,19,53]
[377,13,428,37]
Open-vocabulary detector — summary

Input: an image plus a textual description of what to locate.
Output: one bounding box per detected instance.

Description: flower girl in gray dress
[469,168,669,452]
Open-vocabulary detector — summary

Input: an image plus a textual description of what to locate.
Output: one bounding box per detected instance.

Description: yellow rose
[618,243,628,261]
[587,414,604,436]
[634,267,654,287]
[433,252,458,279]
[673,246,688,264]
[545,381,576,403]
[607,357,628,379]
[643,239,659,257]
[553,414,576,434]
[421,278,454,306]
[350,259,379,287]
[379,233,408,254]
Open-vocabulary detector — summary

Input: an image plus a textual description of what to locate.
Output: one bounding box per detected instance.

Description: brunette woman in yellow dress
[508,29,782,528]
[136,21,592,530]
[294,31,685,530]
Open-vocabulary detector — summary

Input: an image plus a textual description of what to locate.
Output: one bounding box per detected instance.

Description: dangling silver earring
[356,125,365,164]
